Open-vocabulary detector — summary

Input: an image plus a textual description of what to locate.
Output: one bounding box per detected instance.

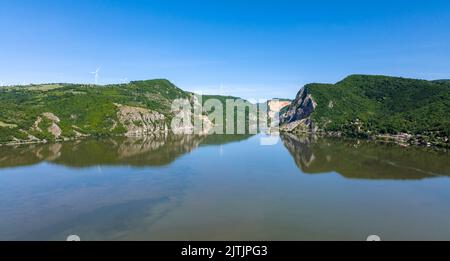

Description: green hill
[0,79,257,144]
[0,80,190,143]
[281,75,450,147]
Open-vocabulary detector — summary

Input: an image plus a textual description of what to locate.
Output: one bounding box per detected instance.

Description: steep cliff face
[279,87,317,133]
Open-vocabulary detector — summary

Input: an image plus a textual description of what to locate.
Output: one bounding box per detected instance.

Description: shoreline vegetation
[0,75,449,149]
[284,131,449,152]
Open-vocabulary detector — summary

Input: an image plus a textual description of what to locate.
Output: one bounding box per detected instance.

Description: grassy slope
[307,75,450,137]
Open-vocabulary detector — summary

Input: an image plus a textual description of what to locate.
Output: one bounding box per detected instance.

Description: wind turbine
[91,67,101,85]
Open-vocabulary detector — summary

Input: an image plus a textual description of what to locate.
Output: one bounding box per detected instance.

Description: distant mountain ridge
[280,75,450,147]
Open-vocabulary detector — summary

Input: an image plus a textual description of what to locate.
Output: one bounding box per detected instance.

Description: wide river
[0,134,449,240]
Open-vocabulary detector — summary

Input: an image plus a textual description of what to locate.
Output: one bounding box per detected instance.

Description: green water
[0,134,449,240]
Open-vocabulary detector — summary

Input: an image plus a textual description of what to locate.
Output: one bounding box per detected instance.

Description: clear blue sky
[0,0,449,99]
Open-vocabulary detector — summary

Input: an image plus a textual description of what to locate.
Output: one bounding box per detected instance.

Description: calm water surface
[0,134,449,240]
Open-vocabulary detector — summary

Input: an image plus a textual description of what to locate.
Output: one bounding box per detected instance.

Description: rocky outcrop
[115,104,168,137]
[280,118,315,133]
[45,115,62,139]
[280,87,317,133]
[32,112,62,139]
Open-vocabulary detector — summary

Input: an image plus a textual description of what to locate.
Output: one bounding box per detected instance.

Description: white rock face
[31,112,62,139]
[43,113,62,139]
[116,104,168,136]
[267,100,291,120]
[42,112,60,123]
[48,122,62,138]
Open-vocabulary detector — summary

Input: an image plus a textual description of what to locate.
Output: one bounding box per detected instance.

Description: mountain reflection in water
[0,134,253,169]
[280,133,450,180]
[1,134,450,240]
[1,133,449,180]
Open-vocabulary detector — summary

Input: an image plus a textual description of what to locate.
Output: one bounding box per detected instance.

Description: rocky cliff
[279,87,317,133]
[115,104,168,137]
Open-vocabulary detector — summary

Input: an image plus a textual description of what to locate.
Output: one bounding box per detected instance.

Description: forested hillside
[281,75,450,147]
